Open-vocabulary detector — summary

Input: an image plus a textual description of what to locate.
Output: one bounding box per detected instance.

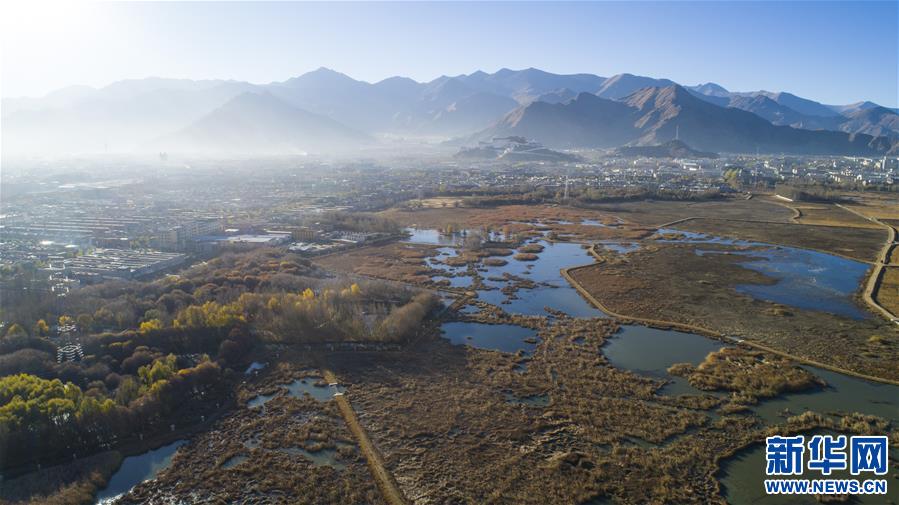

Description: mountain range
[477,86,893,155]
[3,67,898,156]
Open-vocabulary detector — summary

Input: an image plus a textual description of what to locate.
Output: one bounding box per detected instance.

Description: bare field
[842,193,899,221]
[380,204,622,229]
[569,243,899,382]
[673,218,886,262]
[791,204,881,228]
[586,197,794,226]
[875,267,899,317]
[316,242,440,284]
[416,197,465,208]
[379,204,653,242]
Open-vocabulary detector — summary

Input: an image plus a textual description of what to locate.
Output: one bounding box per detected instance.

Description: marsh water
[719,440,899,505]
[92,226,896,504]
[94,440,186,504]
[474,239,606,317]
[247,376,344,408]
[441,321,538,354]
[602,325,725,396]
[279,445,349,469]
[658,228,871,319]
[430,226,898,504]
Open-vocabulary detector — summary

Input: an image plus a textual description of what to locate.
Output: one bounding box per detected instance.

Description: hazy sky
[2,1,897,106]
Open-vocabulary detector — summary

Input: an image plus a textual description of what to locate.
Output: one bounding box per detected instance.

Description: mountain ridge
[476,84,896,155]
[4,68,897,155]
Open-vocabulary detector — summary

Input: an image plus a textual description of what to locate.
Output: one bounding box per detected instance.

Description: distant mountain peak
[690,82,730,97]
[284,67,359,87]
[153,90,367,154]
[311,66,342,75]
[622,83,696,110]
[597,74,677,99]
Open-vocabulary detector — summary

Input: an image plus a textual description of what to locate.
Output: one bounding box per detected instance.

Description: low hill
[614,140,718,158]
[152,92,369,154]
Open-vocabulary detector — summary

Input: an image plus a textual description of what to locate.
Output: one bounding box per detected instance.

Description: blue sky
[2,1,897,106]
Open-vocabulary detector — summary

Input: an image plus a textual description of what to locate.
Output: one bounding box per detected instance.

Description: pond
[279,445,348,470]
[406,228,604,317]
[596,241,641,254]
[247,391,278,408]
[95,440,185,504]
[751,366,899,425]
[602,325,725,396]
[474,240,606,318]
[441,321,538,354]
[662,228,871,319]
[602,325,899,421]
[603,323,899,503]
[283,377,344,401]
[429,247,467,274]
[247,377,344,407]
[733,247,870,320]
[403,227,467,246]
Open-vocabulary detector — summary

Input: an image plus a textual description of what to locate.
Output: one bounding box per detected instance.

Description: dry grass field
[875,267,899,317]
[569,243,899,382]
[316,242,440,284]
[674,219,886,262]
[791,204,880,228]
[587,197,794,226]
[842,192,899,221]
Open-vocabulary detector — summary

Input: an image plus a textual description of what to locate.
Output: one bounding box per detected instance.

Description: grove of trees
[0,248,438,472]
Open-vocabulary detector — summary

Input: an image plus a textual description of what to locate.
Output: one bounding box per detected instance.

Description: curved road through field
[835,204,899,323]
[560,265,899,386]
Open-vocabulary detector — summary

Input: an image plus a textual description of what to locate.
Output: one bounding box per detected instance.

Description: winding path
[560,265,899,386]
[835,204,899,324]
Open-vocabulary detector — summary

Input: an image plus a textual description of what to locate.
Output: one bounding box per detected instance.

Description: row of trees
[312,211,402,233]
[456,186,726,208]
[774,183,853,203]
[140,283,436,344]
[572,186,725,204]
